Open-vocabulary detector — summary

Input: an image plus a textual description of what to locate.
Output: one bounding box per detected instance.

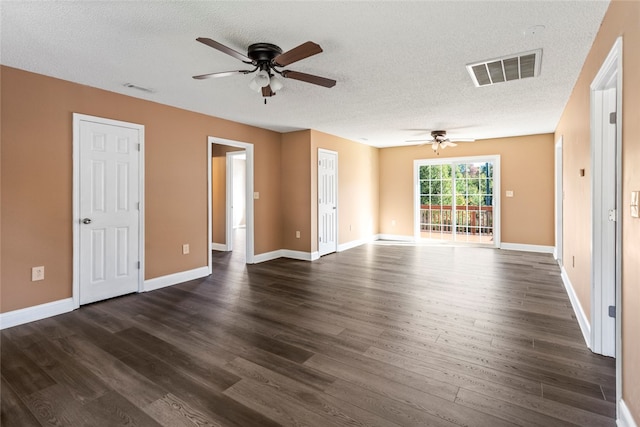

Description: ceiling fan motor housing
[247,43,283,64]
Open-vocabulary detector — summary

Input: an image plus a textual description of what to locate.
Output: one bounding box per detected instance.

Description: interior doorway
[226,151,246,256]
[555,136,563,265]
[208,137,255,271]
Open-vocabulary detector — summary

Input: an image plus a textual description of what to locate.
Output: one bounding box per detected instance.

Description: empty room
[1,1,639,426]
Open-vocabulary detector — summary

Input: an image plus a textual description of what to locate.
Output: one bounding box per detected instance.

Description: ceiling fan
[193,38,336,101]
[406,130,475,154]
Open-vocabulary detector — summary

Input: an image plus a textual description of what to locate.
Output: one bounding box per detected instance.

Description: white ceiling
[1,1,610,147]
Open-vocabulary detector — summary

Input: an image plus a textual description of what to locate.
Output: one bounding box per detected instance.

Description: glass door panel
[419,159,495,244]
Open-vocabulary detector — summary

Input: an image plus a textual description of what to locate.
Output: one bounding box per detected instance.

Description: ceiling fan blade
[446,141,458,147]
[262,86,276,97]
[192,70,251,80]
[281,70,336,88]
[449,138,476,142]
[406,139,434,143]
[196,37,251,62]
[273,41,323,67]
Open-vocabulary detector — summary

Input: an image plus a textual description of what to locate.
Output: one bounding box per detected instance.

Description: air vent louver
[467,50,542,87]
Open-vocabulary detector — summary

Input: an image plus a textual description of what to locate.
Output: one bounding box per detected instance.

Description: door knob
[82,218,92,224]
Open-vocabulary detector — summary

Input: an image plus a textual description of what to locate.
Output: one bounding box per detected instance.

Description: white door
[78,118,142,304]
[590,36,621,357]
[318,149,338,256]
[592,86,617,356]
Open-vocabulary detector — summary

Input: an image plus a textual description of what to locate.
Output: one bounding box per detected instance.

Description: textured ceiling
[1,1,610,147]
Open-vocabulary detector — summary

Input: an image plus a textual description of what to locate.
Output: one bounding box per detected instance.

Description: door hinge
[609,112,617,124]
[137,143,141,151]
[136,202,140,210]
[608,209,617,222]
[609,305,616,318]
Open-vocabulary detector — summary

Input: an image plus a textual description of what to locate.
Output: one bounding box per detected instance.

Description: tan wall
[1,66,282,313]
[555,0,640,418]
[211,145,243,245]
[379,134,555,246]
[310,130,380,253]
[281,130,312,251]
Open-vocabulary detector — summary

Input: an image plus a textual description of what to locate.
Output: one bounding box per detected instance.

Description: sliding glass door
[415,156,500,246]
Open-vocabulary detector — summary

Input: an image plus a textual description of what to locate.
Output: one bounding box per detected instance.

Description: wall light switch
[296,231,300,239]
[253,192,260,200]
[631,191,639,218]
[182,244,190,255]
[506,190,514,198]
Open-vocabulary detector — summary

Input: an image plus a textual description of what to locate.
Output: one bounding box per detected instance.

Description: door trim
[72,114,145,309]
[413,155,501,247]
[208,136,255,270]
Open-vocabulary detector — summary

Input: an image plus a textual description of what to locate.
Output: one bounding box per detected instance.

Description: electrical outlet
[32,266,45,281]
[182,244,190,255]
[296,231,300,239]
[506,190,514,197]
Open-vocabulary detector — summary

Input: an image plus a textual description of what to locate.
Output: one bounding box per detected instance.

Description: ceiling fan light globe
[254,70,271,87]
[249,78,262,92]
[270,76,284,92]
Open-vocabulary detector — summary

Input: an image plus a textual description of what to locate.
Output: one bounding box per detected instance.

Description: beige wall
[310,130,380,253]
[281,130,312,251]
[1,66,282,313]
[555,0,640,418]
[379,134,555,246]
[211,144,243,245]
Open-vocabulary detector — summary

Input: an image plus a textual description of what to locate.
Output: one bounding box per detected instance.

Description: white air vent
[466,49,542,87]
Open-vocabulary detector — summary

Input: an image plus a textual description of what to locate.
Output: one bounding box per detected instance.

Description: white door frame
[413,155,501,247]
[554,136,563,265]
[208,136,254,270]
[590,37,622,359]
[72,113,145,309]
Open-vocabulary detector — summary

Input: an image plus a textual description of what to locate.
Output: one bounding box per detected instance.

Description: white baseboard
[0,297,76,330]
[618,399,638,427]
[143,266,210,292]
[338,235,377,252]
[211,242,229,251]
[560,265,592,349]
[252,249,284,263]
[377,234,415,242]
[253,249,320,263]
[500,243,555,254]
[283,249,318,261]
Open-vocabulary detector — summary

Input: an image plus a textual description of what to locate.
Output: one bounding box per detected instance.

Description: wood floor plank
[305,353,516,427]
[0,241,617,426]
[224,358,397,427]
[0,377,41,427]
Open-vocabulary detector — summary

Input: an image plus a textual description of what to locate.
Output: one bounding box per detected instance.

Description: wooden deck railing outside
[420,205,493,235]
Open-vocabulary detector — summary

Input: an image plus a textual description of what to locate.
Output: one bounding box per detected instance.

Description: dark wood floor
[1,240,616,426]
